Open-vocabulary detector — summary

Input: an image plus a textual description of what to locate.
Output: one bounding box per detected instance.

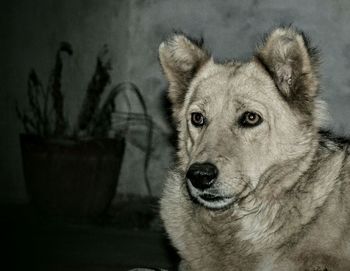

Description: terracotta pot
[20,134,125,218]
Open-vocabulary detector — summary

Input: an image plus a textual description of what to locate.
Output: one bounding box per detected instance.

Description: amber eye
[191,112,206,127]
[239,112,263,127]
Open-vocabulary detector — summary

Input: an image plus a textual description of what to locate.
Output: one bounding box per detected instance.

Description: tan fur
[159,27,350,270]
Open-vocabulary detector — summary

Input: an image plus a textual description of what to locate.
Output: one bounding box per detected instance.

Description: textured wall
[1,0,350,203]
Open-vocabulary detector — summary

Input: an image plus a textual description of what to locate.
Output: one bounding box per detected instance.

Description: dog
[158,27,350,271]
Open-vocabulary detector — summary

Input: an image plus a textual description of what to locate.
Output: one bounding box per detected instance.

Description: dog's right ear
[256,27,319,115]
[159,34,210,115]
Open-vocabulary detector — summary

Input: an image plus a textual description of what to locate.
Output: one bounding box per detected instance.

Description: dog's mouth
[197,194,235,210]
[199,193,224,201]
[186,181,236,210]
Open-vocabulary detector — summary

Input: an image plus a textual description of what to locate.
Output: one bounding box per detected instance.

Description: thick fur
[159,27,350,271]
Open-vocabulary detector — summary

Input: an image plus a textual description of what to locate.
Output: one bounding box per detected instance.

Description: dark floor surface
[2,197,179,271]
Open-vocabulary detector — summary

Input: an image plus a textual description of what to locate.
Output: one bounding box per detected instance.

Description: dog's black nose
[186,162,218,190]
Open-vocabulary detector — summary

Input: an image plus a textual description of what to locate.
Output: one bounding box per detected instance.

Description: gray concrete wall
[1,0,350,203]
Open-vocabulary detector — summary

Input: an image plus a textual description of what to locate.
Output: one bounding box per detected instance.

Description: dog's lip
[197,193,236,210]
[199,193,232,202]
[186,180,236,209]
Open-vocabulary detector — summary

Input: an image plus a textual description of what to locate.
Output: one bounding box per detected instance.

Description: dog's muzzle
[186,162,235,210]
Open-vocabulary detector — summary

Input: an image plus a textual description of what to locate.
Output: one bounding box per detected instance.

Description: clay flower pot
[20,134,125,218]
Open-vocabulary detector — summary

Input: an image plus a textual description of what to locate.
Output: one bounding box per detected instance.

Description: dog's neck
[233,141,346,252]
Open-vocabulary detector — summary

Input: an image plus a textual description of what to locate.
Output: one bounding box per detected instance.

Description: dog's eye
[239,112,263,127]
[191,112,206,127]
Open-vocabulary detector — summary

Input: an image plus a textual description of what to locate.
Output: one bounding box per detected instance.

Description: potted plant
[16,43,153,218]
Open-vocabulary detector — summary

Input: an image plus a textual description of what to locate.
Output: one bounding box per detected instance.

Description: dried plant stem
[76,45,111,135]
[98,82,154,195]
[49,42,72,136]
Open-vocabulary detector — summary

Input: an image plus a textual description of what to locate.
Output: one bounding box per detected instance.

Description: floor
[3,196,179,271]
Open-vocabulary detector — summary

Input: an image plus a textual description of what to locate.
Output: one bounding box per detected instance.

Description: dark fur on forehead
[255,26,320,117]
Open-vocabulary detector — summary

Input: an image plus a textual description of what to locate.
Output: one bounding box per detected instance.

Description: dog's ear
[256,28,319,113]
[159,34,210,114]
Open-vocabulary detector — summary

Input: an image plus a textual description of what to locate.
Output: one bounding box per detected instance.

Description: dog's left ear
[256,28,319,108]
[159,34,210,117]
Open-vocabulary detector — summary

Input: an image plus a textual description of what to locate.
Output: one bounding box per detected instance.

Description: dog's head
[159,28,324,210]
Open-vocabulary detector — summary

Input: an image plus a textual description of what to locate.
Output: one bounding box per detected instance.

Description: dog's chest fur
[161,189,260,270]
